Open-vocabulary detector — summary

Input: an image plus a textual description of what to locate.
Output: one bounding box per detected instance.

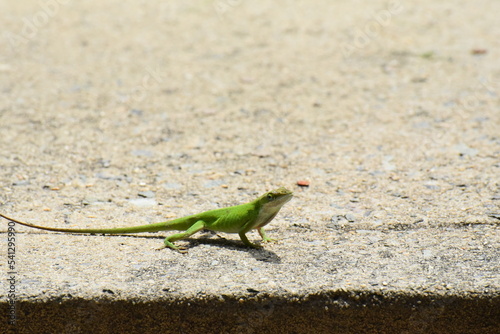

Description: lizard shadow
[184,233,282,264]
[124,231,282,263]
[34,231,283,263]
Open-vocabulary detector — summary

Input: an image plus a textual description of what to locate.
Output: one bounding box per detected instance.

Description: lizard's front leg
[258,227,276,243]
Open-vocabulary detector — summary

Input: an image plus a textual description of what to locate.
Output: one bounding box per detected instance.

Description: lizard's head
[259,187,293,208]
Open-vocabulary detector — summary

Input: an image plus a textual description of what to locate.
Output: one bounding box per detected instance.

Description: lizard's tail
[0,213,169,234]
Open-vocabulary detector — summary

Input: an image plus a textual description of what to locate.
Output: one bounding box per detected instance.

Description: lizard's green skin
[0,187,293,253]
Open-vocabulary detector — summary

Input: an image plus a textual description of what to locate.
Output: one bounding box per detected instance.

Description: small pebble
[129,198,157,207]
[138,191,155,198]
[422,249,433,259]
[131,149,153,157]
[345,213,356,222]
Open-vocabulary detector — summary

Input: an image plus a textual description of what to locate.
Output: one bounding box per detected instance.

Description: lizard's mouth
[276,193,293,205]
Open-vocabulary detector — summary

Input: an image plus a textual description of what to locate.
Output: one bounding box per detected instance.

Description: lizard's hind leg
[158,220,205,253]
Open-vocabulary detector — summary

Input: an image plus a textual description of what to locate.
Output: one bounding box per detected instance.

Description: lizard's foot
[156,244,188,254]
[261,237,277,243]
[257,228,277,244]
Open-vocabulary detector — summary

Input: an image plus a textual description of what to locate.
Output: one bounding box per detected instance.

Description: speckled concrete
[1,1,499,333]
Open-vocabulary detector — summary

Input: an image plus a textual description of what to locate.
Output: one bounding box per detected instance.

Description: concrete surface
[0,0,499,333]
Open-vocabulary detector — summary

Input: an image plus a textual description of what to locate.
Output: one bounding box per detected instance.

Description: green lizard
[0,187,293,253]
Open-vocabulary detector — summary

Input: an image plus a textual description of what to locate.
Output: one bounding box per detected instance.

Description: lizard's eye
[267,194,274,201]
